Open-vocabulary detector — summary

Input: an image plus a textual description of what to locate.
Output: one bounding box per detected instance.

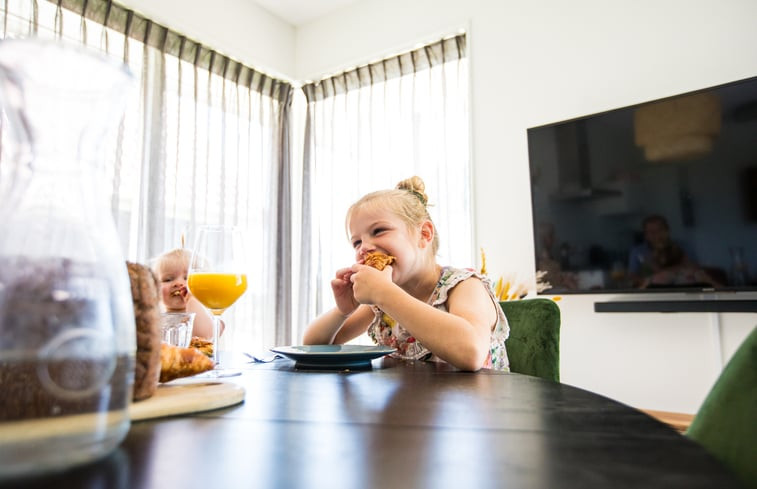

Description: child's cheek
[161,286,172,303]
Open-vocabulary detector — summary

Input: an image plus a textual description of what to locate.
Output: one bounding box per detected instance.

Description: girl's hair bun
[396,176,428,206]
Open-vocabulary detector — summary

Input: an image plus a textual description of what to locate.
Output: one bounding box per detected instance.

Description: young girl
[303,176,509,371]
[152,248,222,339]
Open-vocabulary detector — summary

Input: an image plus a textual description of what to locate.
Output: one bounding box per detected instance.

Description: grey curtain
[302,35,466,101]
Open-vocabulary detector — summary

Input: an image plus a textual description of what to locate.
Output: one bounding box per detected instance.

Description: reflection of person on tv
[628,214,720,288]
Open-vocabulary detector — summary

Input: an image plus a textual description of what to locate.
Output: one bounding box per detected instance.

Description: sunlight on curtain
[0,0,291,353]
[298,35,471,340]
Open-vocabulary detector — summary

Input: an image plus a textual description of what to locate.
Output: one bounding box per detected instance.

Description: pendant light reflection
[634,92,721,162]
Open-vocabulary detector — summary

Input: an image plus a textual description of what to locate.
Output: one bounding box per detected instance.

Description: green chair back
[499,298,561,382]
[687,326,757,489]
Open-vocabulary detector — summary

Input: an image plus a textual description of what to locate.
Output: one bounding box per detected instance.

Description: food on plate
[364,251,396,271]
[159,343,214,382]
[128,261,162,401]
[190,336,214,357]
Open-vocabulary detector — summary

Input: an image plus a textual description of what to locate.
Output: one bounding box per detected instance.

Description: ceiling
[251,0,361,26]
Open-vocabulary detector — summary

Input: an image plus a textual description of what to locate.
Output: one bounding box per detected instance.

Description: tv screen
[527,75,757,295]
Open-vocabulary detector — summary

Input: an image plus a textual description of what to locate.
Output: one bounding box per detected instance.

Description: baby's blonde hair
[346,176,439,254]
[152,248,192,278]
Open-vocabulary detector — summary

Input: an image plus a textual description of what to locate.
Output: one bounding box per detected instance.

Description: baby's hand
[175,286,191,306]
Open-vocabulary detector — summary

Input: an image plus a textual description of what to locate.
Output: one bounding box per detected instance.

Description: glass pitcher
[0,39,136,478]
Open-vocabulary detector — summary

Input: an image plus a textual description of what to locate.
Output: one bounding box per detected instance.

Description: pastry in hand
[159,343,214,382]
[189,336,214,357]
[364,251,396,271]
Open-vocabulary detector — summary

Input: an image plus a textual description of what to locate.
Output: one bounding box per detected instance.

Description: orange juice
[187,272,248,313]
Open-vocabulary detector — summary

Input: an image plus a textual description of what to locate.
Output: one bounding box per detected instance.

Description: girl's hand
[350,264,393,305]
[331,267,360,316]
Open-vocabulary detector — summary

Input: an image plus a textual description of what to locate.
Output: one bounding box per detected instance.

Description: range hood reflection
[550,119,621,201]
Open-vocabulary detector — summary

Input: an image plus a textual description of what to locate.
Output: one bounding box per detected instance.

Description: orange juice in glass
[187,272,248,314]
[187,225,248,375]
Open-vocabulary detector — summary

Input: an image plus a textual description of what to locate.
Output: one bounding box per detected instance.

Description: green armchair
[499,298,561,382]
[686,326,757,488]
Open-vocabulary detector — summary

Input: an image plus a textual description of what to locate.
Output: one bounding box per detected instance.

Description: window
[0,0,291,352]
[0,2,472,351]
[298,35,472,338]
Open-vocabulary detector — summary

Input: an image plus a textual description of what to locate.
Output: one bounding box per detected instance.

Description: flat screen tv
[527,75,757,295]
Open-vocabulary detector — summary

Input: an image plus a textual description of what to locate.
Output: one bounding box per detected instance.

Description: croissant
[364,251,396,271]
[159,343,214,382]
[189,336,214,357]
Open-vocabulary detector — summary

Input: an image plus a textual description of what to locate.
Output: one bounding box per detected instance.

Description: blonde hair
[346,176,439,254]
[152,248,192,278]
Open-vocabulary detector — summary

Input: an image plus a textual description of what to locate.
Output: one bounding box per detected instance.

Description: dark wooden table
[7,356,743,489]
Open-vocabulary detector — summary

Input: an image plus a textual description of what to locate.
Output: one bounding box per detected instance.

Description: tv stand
[594,299,757,313]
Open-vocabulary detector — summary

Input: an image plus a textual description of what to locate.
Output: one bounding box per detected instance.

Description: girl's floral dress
[367,266,510,371]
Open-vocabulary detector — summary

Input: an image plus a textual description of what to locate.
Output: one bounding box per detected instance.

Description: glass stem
[212,314,221,366]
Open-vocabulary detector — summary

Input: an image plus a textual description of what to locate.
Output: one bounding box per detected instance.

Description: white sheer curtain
[0,0,293,353]
[297,35,472,341]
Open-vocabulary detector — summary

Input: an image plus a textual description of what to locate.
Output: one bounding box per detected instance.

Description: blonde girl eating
[303,176,509,371]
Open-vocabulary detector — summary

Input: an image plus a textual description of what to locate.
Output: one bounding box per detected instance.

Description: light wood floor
[640,409,695,434]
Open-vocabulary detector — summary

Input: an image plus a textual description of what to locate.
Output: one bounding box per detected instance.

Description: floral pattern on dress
[367,266,510,370]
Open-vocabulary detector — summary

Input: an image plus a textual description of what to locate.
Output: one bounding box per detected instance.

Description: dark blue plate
[270,345,396,369]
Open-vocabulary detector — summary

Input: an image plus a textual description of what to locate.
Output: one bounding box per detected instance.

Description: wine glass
[187,225,248,377]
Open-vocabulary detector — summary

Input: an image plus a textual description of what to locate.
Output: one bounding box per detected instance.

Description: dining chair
[686,326,757,489]
[499,298,561,382]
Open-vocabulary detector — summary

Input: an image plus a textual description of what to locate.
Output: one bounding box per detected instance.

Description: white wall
[115,0,757,413]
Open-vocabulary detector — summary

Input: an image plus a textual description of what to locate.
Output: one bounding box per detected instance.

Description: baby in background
[152,248,222,339]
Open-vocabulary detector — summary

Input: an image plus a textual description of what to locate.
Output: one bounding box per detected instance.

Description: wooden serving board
[130,379,245,421]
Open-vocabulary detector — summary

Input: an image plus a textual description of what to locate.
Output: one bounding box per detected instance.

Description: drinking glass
[187,225,248,377]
